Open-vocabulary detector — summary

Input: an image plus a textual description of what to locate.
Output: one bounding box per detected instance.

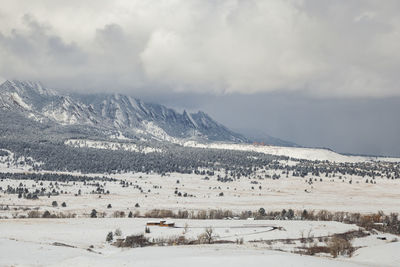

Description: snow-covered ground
[1,142,400,266]
[0,239,369,267]
[65,139,161,153]
[184,141,400,163]
[0,218,398,267]
[350,241,400,266]
[0,218,358,246]
[0,149,43,172]
[2,170,399,218]
[0,173,400,219]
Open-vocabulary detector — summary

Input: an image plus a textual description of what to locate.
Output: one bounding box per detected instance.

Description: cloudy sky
[0,0,400,156]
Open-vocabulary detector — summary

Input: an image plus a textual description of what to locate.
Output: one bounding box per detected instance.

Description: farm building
[146,220,175,227]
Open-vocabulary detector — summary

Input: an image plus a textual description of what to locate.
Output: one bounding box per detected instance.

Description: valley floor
[0,240,384,267]
[1,164,400,266]
[0,218,399,267]
[1,171,400,217]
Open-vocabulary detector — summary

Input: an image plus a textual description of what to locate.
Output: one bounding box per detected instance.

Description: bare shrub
[113,211,125,218]
[27,210,41,218]
[236,238,244,244]
[196,210,207,219]
[144,209,174,218]
[153,235,192,246]
[56,212,74,218]
[183,223,189,234]
[97,211,106,218]
[177,210,189,219]
[300,231,306,243]
[198,227,217,244]
[306,244,331,255]
[283,238,295,244]
[359,215,375,230]
[316,210,333,221]
[114,228,122,237]
[327,237,354,258]
[306,229,314,243]
[117,234,150,248]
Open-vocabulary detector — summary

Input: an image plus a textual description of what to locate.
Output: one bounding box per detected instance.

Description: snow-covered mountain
[0,80,247,143]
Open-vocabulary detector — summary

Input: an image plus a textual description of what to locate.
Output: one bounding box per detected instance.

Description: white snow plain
[184,141,400,163]
[1,218,397,267]
[1,142,400,266]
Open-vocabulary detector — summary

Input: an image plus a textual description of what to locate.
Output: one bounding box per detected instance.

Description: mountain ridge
[0,80,247,143]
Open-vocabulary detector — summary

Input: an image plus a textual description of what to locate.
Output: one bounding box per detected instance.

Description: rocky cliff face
[0,80,247,143]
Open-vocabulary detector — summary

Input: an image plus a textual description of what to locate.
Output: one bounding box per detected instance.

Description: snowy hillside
[184,141,400,163]
[65,139,161,153]
[0,80,247,143]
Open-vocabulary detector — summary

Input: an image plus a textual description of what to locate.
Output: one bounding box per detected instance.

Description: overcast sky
[0,0,400,156]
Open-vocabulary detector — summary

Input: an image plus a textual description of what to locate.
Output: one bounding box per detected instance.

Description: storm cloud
[1,0,400,156]
[1,0,400,97]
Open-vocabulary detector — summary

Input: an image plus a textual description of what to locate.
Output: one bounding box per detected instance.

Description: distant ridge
[0,80,247,143]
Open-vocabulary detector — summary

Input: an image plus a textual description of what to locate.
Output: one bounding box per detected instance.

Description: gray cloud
[0,13,86,82]
[163,92,400,157]
[0,0,400,97]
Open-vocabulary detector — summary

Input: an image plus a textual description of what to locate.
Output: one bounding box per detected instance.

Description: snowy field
[0,218,399,267]
[0,240,377,267]
[1,171,400,218]
[1,145,400,266]
[184,141,400,163]
[1,170,399,266]
[0,218,359,245]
